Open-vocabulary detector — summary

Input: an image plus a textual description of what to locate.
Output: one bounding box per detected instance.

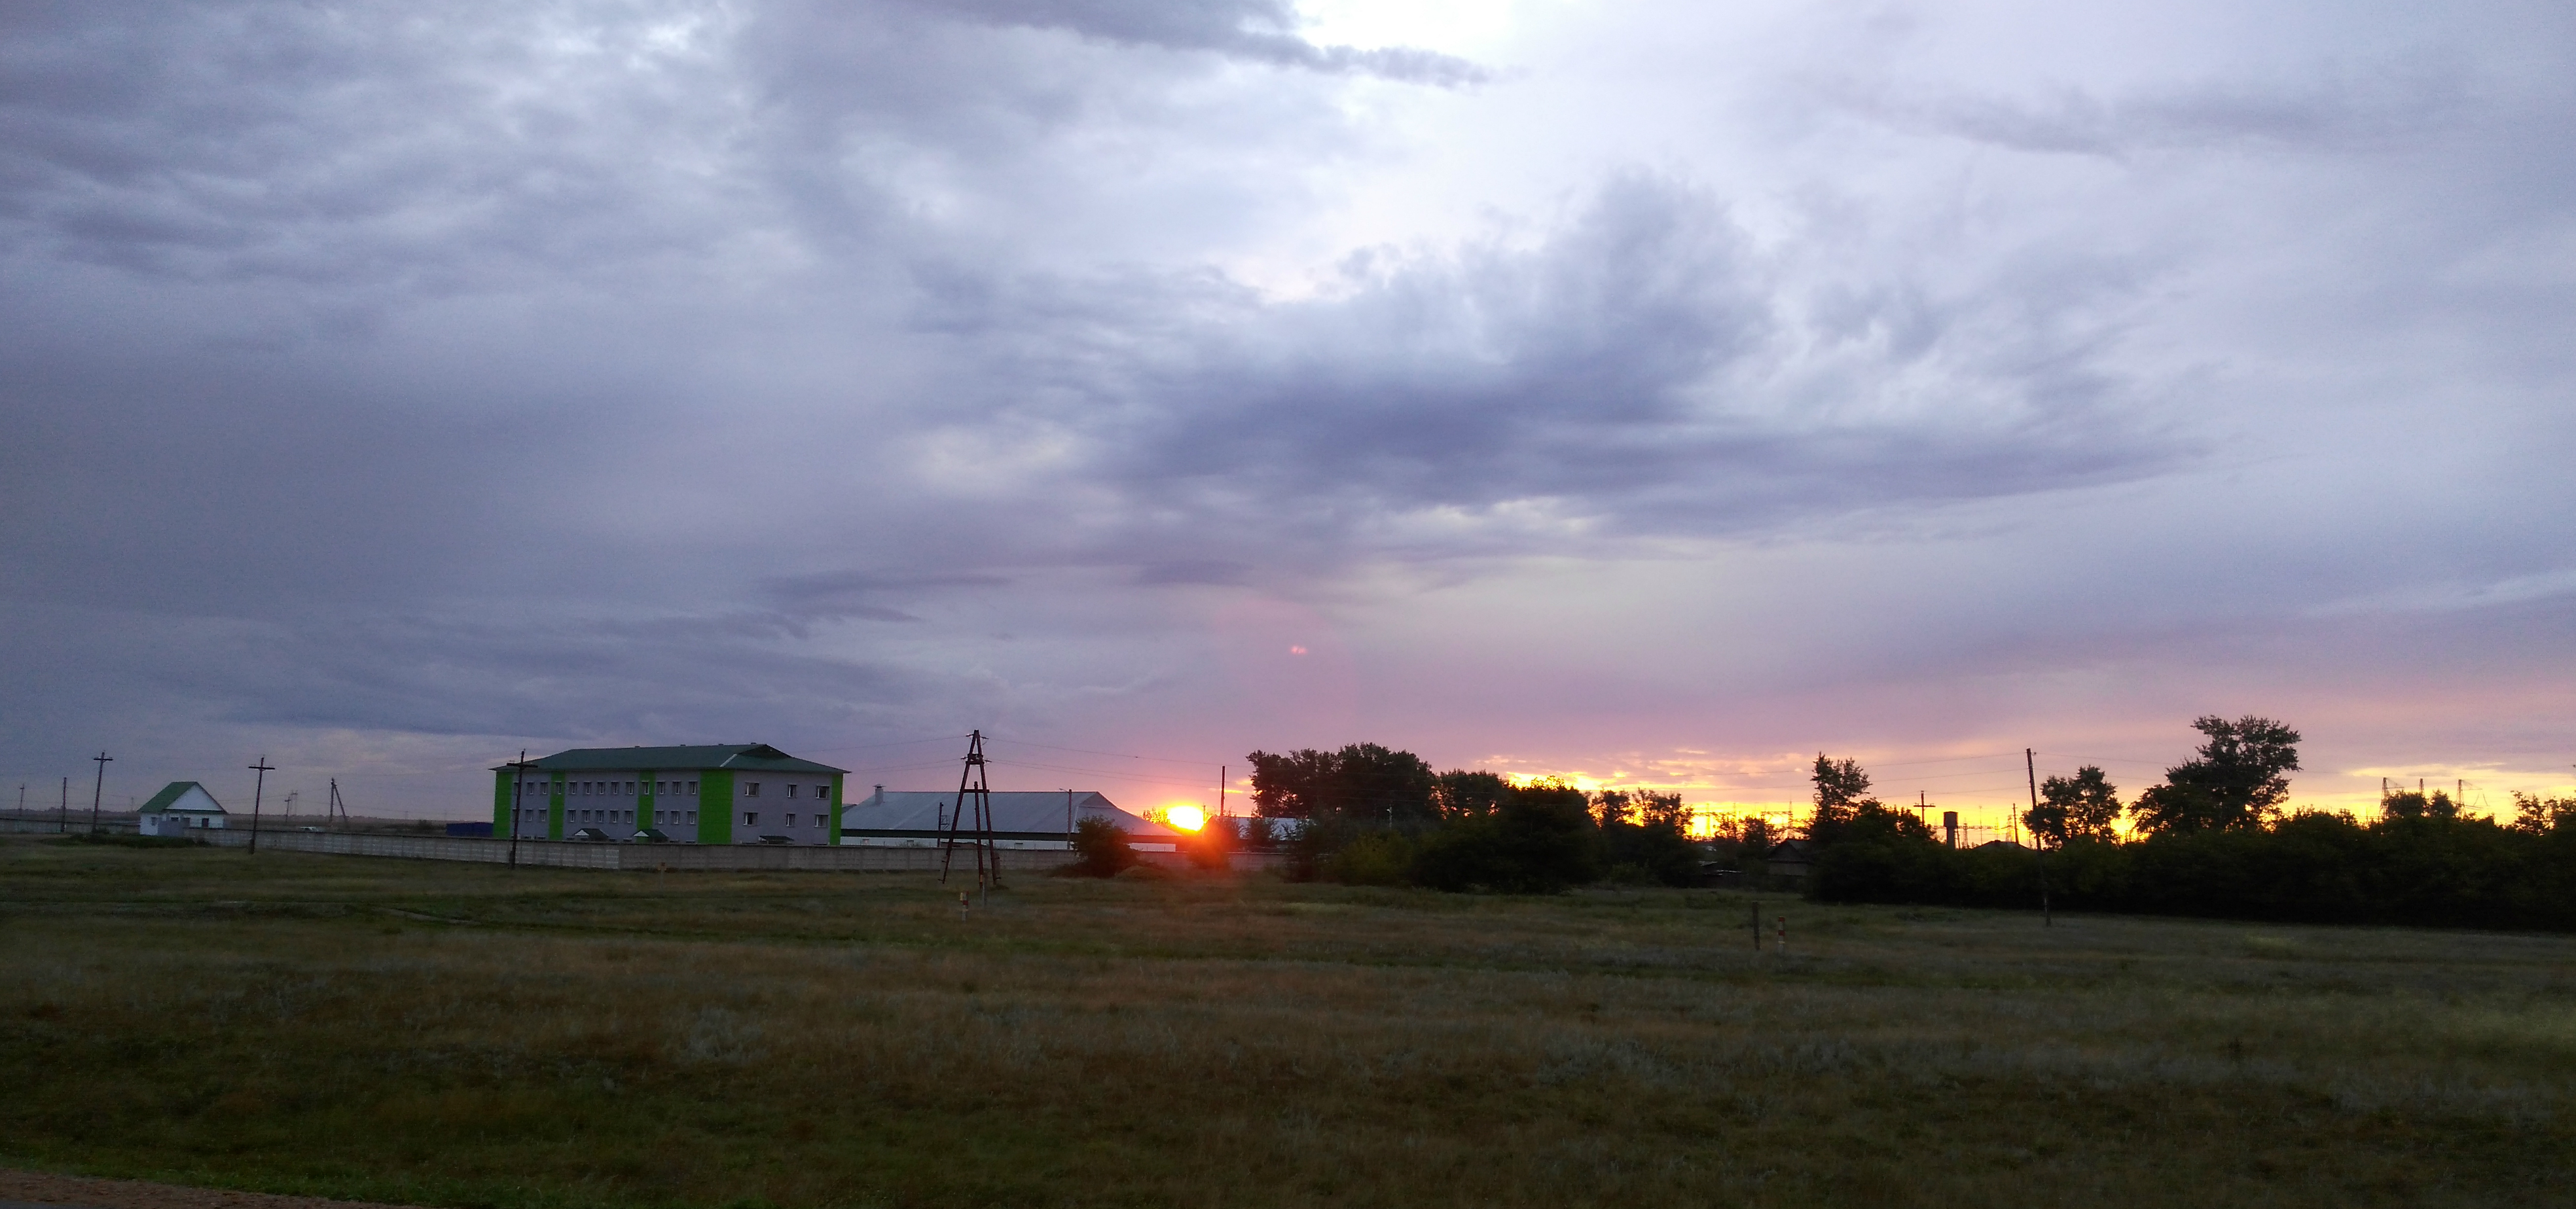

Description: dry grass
[1,834,2569,1208]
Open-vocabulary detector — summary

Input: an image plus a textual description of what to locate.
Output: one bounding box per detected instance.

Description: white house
[138,782,228,835]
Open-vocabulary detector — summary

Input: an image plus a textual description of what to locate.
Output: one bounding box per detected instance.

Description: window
[687,780,697,796]
[744,812,758,825]
[747,782,761,797]
[786,784,799,799]
[686,810,697,824]
[786,814,797,827]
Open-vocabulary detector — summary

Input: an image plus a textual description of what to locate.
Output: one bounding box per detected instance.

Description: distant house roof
[499,744,848,775]
[841,790,1181,840]
[1970,840,2030,853]
[139,782,227,815]
[1765,838,1816,877]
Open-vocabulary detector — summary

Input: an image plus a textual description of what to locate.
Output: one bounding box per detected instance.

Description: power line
[987,736,1220,766]
[799,733,973,755]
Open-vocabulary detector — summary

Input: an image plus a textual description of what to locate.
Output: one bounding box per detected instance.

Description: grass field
[2,833,2570,1208]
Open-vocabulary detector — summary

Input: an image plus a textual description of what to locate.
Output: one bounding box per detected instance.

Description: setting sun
[1165,804,1208,831]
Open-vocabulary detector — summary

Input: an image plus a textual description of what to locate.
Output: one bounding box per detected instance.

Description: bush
[1065,816,1138,878]
[1599,821,1701,887]
[1406,789,1603,894]
[1326,830,1417,885]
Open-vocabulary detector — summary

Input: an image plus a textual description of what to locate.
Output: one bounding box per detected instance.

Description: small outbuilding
[1764,837,1815,880]
[137,783,228,836]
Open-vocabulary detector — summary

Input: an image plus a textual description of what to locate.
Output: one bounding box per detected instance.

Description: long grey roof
[501,744,848,774]
[841,789,1182,838]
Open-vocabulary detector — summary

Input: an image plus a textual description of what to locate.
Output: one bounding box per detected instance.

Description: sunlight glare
[1166,804,1209,831]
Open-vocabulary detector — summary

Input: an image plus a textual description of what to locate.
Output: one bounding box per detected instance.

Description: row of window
[520,779,697,798]
[515,779,835,800]
[513,804,706,825]
[740,812,827,827]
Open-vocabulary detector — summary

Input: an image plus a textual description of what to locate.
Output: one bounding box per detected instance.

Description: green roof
[139,782,225,814]
[503,744,848,775]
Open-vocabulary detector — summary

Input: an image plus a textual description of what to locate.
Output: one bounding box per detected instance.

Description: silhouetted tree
[2512,791,2576,835]
[2382,788,2461,821]
[1432,769,1512,819]
[2026,766,2122,847]
[1594,787,1697,886]
[1407,777,1605,893]
[2132,715,2300,834]
[1805,754,1881,847]
[1247,744,1435,823]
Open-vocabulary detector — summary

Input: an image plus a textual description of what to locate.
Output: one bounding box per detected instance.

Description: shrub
[1324,830,1415,886]
[1066,816,1138,878]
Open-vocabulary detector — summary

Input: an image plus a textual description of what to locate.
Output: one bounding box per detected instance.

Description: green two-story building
[491,744,849,844]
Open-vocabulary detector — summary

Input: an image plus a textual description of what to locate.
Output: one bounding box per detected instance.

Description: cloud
[916,171,2183,572]
[1832,63,2475,158]
[1,1,2571,814]
[884,0,1487,84]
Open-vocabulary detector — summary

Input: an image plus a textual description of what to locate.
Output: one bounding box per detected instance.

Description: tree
[2131,715,2300,835]
[2026,766,2122,847]
[1409,777,1604,893]
[2382,788,2461,822]
[1432,770,1512,819]
[1806,754,1881,847]
[1593,788,1697,886]
[1246,744,1435,823]
[2511,791,2576,835]
[1593,787,1687,831]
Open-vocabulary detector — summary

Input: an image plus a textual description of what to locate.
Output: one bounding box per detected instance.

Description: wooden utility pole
[88,751,111,834]
[939,731,997,890]
[59,777,67,832]
[247,755,274,854]
[2027,748,2050,928]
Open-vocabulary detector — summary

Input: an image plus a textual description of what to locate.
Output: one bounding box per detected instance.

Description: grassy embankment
[2,833,2570,1208]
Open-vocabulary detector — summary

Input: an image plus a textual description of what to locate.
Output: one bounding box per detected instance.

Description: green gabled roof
[505,744,848,775]
[139,782,224,814]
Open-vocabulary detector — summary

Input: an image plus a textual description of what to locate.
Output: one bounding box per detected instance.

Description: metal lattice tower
[939,730,1000,887]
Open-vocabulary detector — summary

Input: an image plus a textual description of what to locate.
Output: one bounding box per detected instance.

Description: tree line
[1802,715,2576,931]
[1080,721,2576,931]
[1174,743,1707,891]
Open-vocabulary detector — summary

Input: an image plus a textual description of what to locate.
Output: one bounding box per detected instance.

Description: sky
[4,0,2573,827]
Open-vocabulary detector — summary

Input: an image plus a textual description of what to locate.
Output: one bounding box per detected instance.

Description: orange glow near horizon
[1165,804,1208,831]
